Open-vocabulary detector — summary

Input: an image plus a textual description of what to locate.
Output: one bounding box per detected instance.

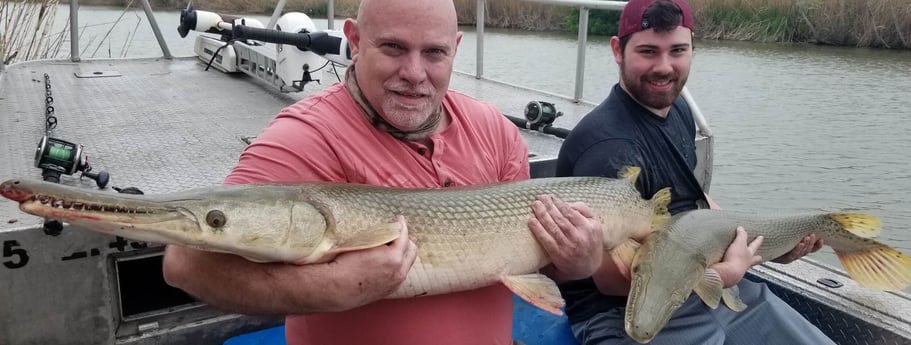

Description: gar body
[0,169,669,314]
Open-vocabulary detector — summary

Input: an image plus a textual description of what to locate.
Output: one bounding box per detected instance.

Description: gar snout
[0,179,32,202]
[1,178,175,222]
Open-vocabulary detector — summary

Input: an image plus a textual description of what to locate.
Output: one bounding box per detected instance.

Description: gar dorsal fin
[618,166,641,184]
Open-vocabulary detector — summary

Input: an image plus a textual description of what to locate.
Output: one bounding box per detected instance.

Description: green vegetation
[564,8,622,36]
[28,0,911,50]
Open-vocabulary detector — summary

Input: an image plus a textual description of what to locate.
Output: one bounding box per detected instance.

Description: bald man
[162,0,604,344]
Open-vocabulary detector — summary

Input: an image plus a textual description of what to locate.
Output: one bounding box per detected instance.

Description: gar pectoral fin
[610,239,641,276]
[331,221,403,253]
[693,268,724,309]
[721,284,748,312]
[501,273,565,316]
[296,221,403,265]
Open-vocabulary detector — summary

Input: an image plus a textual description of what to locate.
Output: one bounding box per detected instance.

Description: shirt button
[443,179,453,187]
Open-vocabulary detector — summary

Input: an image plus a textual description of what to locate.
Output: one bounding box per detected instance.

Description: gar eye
[206,210,227,228]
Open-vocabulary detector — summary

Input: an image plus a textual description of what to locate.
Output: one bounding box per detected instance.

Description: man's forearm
[592,254,631,296]
[162,245,343,315]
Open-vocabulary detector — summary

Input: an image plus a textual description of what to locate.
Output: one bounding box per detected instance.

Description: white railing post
[476,0,485,79]
[139,0,172,58]
[328,0,335,30]
[574,7,589,102]
[70,0,80,61]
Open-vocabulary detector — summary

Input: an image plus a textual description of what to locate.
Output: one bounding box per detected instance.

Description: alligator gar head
[0,179,330,263]
[624,230,706,344]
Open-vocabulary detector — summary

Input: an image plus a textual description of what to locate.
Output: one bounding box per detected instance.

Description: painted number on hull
[108,236,149,252]
[3,240,29,269]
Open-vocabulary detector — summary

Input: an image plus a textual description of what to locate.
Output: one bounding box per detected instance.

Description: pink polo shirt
[224,82,530,345]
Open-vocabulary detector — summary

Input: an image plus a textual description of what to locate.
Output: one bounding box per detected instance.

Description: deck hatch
[114,252,196,319]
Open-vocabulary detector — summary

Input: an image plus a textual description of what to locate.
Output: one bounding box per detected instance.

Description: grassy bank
[34,0,911,49]
[694,0,911,49]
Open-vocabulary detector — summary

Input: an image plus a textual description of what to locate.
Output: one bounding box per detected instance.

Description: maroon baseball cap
[617,0,694,38]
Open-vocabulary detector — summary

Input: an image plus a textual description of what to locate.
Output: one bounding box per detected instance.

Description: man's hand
[771,234,823,264]
[325,215,418,310]
[709,227,763,288]
[529,195,604,282]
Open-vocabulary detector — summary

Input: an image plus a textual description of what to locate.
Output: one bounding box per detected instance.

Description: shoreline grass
[183,0,911,49]
[19,0,911,51]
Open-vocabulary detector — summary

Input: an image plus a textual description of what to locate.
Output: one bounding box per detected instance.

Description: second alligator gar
[0,167,670,315]
[620,209,911,343]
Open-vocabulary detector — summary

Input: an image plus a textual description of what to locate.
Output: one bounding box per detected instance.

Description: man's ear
[610,36,623,65]
[343,19,359,62]
[453,31,463,55]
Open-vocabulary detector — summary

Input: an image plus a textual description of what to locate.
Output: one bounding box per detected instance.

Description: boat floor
[1,57,910,345]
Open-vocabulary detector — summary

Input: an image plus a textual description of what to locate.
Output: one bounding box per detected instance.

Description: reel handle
[82,170,110,189]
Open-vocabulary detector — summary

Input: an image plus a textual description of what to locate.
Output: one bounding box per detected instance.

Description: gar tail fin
[835,243,911,291]
[830,213,911,291]
[830,213,881,238]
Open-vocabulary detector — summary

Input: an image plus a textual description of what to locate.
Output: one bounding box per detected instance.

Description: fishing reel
[524,101,563,130]
[35,135,110,189]
[35,136,110,236]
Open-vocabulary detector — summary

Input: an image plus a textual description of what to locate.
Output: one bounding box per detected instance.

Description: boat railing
[64,0,174,63]
[52,0,711,138]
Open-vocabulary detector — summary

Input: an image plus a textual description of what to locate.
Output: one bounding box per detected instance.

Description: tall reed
[691,0,911,48]
[2,0,62,65]
[453,0,570,31]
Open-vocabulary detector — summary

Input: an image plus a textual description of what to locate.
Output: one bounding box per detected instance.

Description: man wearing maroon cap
[555,0,835,344]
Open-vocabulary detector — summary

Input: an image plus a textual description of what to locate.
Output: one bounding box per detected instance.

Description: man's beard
[620,62,687,111]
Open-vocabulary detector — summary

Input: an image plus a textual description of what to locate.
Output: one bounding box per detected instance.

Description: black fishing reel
[34,136,110,236]
[524,101,563,129]
[35,135,110,189]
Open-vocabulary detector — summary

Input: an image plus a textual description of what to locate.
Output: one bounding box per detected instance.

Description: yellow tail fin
[830,213,881,238]
[829,213,910,290]
[836,244,911,291]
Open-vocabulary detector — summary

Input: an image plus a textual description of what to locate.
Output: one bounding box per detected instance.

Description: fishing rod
[34,74,111,235]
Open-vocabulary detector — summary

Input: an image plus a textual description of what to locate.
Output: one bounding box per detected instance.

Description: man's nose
[652,54,673,75]
[398,53,428,84]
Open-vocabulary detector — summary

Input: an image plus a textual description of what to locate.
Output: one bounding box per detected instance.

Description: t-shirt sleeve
[500,126,531,182]
[223,117,346,185]
[573,138,648,189]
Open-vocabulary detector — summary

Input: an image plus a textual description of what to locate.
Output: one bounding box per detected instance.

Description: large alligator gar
[619,209,911,343]
[0,167,670,315]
